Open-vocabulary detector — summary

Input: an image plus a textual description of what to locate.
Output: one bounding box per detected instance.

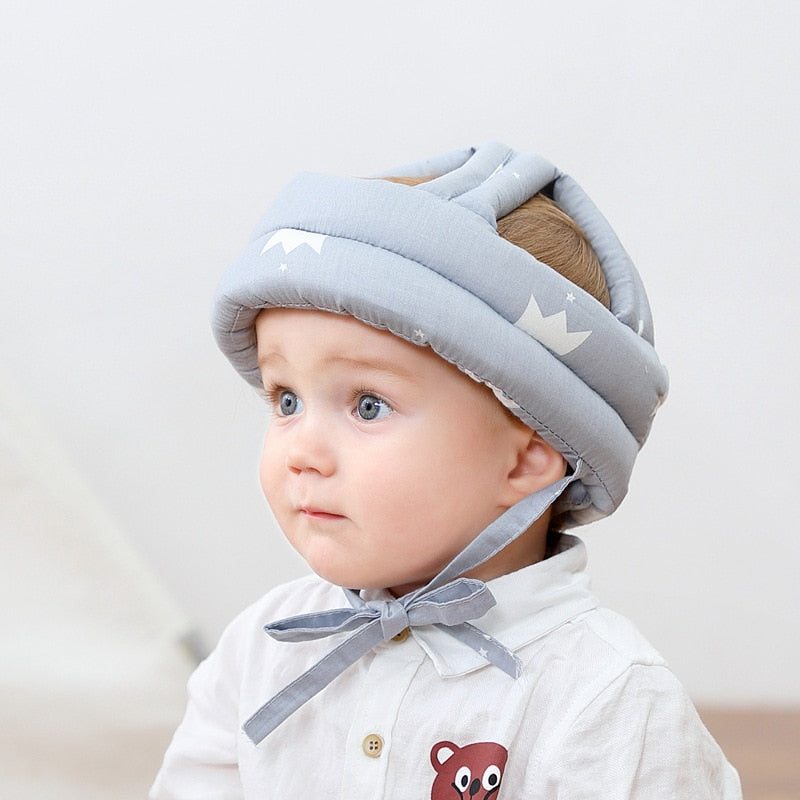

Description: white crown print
[261,228,327,256]
[514,293,592,356]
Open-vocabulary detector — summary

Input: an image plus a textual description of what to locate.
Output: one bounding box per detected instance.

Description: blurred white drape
[0,369,194,800]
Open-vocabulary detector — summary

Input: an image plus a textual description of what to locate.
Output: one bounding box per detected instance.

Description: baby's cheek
[258,448,282,503]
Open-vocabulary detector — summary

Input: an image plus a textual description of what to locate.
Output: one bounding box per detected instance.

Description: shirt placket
[338,630,423,797]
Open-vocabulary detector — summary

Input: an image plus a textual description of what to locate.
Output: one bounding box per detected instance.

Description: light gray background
[3,1,799,708]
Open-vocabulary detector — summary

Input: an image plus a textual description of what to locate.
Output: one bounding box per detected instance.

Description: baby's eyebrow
[256,352,287,370]
[326,354,418,382]
[256,350,418,383]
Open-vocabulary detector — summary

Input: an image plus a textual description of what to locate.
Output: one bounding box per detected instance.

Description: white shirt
[151,536,742,799]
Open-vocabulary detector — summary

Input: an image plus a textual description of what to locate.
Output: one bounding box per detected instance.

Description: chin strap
[242,465,582,745]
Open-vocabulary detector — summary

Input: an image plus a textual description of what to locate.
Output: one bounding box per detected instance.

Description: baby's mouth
[300,507,345,521]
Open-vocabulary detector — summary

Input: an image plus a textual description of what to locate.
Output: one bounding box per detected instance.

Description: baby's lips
[300,507,346,520]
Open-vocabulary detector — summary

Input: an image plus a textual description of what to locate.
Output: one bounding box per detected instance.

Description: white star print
[566,292,575,303]
[478,647,489,659]
[278,262,288,273]
[413,329,426,341]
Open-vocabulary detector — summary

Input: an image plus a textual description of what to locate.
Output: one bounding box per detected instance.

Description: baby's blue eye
[277,390,303,416]
[356,394,392,421]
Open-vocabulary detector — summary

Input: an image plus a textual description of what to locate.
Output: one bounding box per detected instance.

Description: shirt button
[391,627,410,642]
[362,733,384,758]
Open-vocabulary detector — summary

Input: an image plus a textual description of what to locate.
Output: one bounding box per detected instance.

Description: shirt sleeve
[148,633,244,800]
[538,663,742,799]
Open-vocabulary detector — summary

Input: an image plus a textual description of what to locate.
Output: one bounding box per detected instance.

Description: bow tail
[243,619,384,744]
[435,622,523,678]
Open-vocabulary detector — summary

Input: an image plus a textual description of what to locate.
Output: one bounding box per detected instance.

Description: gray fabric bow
[243,468,580,745]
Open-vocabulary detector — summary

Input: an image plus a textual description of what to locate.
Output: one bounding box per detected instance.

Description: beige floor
[699,709,800,800]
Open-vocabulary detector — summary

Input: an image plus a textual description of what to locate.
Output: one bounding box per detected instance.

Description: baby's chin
[309,564,431,596]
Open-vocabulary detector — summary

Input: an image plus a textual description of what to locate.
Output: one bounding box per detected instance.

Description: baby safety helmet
[212,141,668,529]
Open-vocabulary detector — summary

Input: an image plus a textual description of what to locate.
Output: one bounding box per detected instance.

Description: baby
[151,142,741,798]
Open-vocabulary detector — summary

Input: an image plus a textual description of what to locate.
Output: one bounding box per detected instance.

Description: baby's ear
[506,431,567,500]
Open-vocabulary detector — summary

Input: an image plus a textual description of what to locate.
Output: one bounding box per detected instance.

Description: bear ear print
[431,741,458,768]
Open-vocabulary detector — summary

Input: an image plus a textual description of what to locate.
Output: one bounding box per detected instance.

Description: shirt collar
[364,534,597,678]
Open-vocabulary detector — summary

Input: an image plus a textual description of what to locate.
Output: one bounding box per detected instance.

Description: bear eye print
[454,766,471,793]
[482,764,502,791]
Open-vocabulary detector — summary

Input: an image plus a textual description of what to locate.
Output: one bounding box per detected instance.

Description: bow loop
[405,578,496,627]
[264,607,375,642]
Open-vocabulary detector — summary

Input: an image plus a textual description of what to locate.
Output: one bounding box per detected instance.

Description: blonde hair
[384,176,610,308]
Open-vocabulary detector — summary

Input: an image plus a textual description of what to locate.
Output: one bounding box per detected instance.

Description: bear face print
[429,740,508,800]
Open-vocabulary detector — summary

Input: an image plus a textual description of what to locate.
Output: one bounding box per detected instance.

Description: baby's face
[255,308,528,595]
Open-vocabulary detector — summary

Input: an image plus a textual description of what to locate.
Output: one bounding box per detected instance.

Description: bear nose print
[469,778,481,796]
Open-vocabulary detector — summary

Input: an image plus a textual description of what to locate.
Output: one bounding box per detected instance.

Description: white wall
[0,368,194,799]
[3,0,798,706]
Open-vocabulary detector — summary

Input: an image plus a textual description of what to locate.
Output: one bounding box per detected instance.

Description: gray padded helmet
[212,141,668,529]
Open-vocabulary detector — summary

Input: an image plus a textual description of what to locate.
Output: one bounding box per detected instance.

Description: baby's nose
[285,418,336,476]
